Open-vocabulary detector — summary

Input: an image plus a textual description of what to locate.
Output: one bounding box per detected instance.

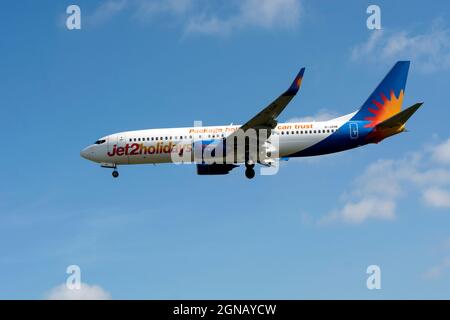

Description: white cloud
[45,283,111,300]
[135,0,193,18]
[432,138,450,165]
[351,30,384,61]
[87,0,128,26]
[351,20,450,73]
[423,188,450,208]
[86,0,301,35]
[185,0,302,35]
[321,198,396,225]
[320,139,450,225]
[424,257,450,279]
[424,237,450,280]
[287,109,338,123]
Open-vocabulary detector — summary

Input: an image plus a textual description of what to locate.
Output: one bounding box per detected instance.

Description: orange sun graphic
[364,89,404,128]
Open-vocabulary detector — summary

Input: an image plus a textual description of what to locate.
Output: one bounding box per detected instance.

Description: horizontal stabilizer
[375,102,423,130]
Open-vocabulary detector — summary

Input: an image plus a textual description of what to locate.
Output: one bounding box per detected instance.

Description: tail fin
[351,61,410,128]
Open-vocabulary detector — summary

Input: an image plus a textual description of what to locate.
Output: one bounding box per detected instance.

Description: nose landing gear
[100,163,119,178]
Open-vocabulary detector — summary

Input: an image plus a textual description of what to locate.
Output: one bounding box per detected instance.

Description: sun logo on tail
[364,90,404,128]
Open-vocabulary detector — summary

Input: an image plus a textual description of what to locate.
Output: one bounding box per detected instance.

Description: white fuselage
[80,113,355,166]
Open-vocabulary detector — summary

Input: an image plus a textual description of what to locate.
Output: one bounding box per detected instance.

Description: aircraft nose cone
[80,146,93,160]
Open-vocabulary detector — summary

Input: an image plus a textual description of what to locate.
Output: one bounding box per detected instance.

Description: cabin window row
[129,133,228,143]
[127,130,337,142]
[280,129,337,135]
[129,136,193,142]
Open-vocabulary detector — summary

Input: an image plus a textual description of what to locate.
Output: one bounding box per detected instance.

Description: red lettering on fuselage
[107,145,116,157]
[107,142,190,157]
[129,144,139,155]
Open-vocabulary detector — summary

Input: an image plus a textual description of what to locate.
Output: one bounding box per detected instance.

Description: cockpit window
[94,139,106,145]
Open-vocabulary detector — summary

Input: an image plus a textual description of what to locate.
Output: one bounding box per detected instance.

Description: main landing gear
[245,163,255,179]
[112,170,119,178]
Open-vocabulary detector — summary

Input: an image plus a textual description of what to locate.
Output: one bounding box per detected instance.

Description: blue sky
[1,0,450,299]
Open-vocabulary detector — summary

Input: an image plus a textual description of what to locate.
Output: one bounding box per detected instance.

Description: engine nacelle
[196,164,238,175]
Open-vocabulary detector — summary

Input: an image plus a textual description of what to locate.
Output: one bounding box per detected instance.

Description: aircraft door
[117,134,127,147]
[107,134,129,164]
[108,135,118,154]
[349,122,359,140]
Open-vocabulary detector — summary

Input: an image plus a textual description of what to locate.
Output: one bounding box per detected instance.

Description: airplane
[80,61,422,179]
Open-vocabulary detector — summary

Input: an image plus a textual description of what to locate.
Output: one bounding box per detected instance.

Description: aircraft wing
[204,68,305,165]
[238,67,305,132]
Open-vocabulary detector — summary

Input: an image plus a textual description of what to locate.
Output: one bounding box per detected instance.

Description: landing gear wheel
[112,170,119,178]
[245,168,255,179]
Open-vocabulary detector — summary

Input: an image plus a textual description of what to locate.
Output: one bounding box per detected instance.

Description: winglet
[284,67,305,96]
